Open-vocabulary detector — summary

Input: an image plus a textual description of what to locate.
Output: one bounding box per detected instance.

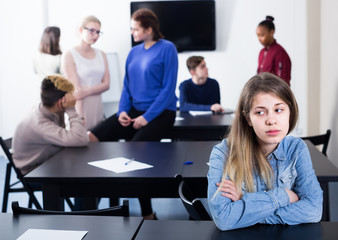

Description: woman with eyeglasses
[61,15,110,130]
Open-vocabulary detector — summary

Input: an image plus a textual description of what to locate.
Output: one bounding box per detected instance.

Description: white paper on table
[17,229,87,240]
[175,116,184,121]
[189,111,213,116]
[88,157,153,173]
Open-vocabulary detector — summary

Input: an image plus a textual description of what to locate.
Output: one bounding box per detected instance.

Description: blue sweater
[118,39,178,122]
[179,78,220,112]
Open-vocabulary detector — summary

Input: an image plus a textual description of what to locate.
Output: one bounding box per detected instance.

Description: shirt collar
[269,138,287,161]
[265,39,277,50]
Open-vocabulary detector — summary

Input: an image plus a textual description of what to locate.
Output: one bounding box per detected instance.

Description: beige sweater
[12,104,89,175]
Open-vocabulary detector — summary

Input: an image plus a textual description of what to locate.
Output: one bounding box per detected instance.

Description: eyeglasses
[83,27,103,36]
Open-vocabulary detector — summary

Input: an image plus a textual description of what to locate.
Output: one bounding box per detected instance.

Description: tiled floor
[1,155,337,221]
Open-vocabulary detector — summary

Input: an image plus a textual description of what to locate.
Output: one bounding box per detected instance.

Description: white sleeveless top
[70,48,105,129]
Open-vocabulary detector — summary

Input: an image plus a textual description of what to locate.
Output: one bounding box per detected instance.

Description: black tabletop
[174,111,233,128]
[25,140,338,188]
[24,140,338,215]
[25,141,196,180]
[135,220,338,240]
[0,213,142,240]
[182,140,338,181]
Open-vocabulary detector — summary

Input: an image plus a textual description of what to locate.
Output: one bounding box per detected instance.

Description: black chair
[301,129,331,156]
[12,200,129,216]
[176,175,211,220]
[0,136,73,212]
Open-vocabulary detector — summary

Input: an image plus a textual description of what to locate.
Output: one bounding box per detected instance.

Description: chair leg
[65,198,74,211]
[1,164,12,212]
[24,184,42,210]
[28,198,33,208]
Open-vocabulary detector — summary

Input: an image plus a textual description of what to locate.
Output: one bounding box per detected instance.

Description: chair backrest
[12,200,129,217]
[0,136,42,210]
[177,176,211,220]
[0,137,25,183]
[301,129,331,156]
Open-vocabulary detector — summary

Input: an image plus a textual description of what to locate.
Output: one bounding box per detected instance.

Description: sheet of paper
[189,111,213,116]
[88,157,153,173]
[17,229,87,240]
[224,108,235,114]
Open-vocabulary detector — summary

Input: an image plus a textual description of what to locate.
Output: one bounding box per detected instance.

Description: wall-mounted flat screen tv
[130,0,216,52]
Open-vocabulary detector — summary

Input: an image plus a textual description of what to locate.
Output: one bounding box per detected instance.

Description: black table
[103,101,233,141]
[135,220,338,240]
[25,141,199,210]
[0,213,142,240]
[25,141,338,221]
[166,111,233,140]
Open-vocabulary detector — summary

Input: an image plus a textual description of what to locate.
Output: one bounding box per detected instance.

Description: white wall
[321,0,338,166]
[0,0,311,144]
[0,0,45,138]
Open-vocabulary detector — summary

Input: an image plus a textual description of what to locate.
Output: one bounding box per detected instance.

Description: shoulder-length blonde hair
[223,73,298,195]
[80,15,101,28]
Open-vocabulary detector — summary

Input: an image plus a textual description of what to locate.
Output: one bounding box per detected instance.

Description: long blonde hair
[223,73,298,195]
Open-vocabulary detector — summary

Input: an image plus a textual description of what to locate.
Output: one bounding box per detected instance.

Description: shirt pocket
[279,167,297,189]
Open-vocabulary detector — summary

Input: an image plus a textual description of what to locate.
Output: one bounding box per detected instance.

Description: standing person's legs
[132,110,176,141]
[132,110,176,219]
[90,113,136,141]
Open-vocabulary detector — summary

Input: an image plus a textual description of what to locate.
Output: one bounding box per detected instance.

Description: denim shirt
[207,136,323,231]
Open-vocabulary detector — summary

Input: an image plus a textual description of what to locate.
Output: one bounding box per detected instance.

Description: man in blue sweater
[179,56,224,113]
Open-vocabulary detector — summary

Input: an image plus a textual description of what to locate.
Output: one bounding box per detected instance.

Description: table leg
[42,183,64,211]
[320,182,330,221]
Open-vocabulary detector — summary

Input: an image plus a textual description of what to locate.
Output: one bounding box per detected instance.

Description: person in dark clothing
[256,16,292,86]
[179,56,224,113]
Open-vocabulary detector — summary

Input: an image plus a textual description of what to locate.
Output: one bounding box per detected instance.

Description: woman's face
[256,26,274,47]
[130,19,151,42]
[81,21,101,45]
[246,92,290,155]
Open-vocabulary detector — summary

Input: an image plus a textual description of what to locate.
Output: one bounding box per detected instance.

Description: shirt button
[289,175,292,179]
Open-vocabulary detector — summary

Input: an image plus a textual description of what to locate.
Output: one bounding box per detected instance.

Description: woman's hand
[211,103,225,113]
[216,179,242,201]
[132,115,148,130]
[284,188,299,203]
[118,111,132,127]
[74,88,89,100]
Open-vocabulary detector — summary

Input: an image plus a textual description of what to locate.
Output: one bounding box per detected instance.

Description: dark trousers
[91,107,176,216]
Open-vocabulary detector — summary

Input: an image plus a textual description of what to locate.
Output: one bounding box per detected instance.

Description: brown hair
[39,26,61,55]
[186,56,204,71]
[222,72,298,195]
[131,8,164,41]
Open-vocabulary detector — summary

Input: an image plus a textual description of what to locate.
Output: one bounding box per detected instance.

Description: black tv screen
[130,0,216,52]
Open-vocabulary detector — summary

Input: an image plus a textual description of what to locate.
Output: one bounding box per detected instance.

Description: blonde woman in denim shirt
[208,73,323,231]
